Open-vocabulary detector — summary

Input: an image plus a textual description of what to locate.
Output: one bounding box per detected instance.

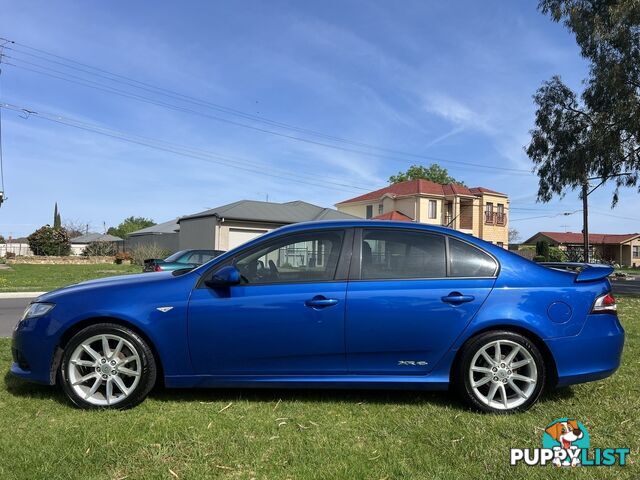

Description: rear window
[449,238,497,277]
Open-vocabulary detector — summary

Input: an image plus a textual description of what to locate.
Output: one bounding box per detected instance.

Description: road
[0,280,638,338]
[0,296,33,337]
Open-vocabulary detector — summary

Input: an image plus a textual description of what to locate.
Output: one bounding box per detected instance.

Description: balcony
[485,212,507,226]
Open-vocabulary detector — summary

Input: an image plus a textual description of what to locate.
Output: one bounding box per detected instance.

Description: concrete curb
[0,292,46,299]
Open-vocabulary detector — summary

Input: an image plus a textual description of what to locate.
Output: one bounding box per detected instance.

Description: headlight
[21,302,55,320]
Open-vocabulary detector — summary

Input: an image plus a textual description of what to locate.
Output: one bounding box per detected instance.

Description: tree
[53,203,61,229]
[27,225,71,256]
[107,216,155,239]
[389,164,465,185]
[508,228,520,244]
[63,219,90,238]
[536,240,550,262]
[527,1,640,206]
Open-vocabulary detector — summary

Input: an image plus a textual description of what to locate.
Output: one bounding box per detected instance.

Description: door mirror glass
[205,265,241,288]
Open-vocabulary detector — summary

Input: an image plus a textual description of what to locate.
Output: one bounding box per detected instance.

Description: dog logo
[510,417,629,467]
[543,418,588,467]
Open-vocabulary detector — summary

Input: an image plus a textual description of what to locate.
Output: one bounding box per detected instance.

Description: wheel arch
[450,324,558,388]
[51,316,165,387]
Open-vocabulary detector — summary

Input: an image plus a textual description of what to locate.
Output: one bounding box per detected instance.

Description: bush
[129,244,170,266]
[114,251,132,264]
[82,241,117,257]
[27,225,71,256]
[533,255,546,262]
[535,240,550,261]
[5,252,15,259]
[548,246,566,262]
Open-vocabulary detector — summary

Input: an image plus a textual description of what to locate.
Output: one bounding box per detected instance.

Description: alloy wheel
[468,339,538,410]
[67,333,142,407]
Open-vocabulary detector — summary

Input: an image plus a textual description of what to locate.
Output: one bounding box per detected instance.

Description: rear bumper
[547,313,624,387]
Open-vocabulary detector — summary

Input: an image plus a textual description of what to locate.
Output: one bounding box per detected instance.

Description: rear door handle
[441,292,475,305]
[305,296,339,309]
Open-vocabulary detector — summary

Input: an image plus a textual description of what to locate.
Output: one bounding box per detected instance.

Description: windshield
[164,251,188,263]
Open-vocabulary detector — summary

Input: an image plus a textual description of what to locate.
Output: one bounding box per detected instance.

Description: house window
[496,204,505,225]
[366,205,373,219]
[428,200,437,219]
[497,242,504,248]
[485,202,494,224]
[378,204,383,215]
[634,246,640,258]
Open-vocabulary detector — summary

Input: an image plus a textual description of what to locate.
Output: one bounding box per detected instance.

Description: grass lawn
[0,264,142,292]
[616,267,640,276]
[0,299,638,479]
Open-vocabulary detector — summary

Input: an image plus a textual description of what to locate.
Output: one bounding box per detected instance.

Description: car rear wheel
[60,323,157,409]
[456,331,545,413]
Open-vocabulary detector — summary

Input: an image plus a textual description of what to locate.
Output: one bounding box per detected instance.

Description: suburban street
[0,297,32,337]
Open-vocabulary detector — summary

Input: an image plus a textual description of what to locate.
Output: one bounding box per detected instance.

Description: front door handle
[305,295,339,309]
[441,292,475,305]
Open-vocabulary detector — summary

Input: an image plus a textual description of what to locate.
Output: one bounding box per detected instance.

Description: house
[335,179,509,247]
[70,233,123,255]
[178,200,358,251]
[524,231,640,267]
[126,219,180,253]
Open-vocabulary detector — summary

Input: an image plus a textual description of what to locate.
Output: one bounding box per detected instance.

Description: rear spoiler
[539,262,614,282]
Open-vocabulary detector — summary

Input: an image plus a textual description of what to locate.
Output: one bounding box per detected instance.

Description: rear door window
[361,229,446,279]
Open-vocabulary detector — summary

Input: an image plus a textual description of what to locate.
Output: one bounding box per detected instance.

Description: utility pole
[581,172,632,264]
[581,182,589,263]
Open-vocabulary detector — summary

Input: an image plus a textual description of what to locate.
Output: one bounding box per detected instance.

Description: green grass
[616,267,640,276]
[0,264,142,292]
[1,299,638,479]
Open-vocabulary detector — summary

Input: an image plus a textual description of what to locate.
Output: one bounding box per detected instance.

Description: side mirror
[205,265,241,288]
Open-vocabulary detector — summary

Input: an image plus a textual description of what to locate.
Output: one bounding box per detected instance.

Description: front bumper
[547,313,624,387]
[10,314,58,385]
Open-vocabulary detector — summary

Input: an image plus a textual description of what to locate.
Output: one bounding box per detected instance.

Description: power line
[0,37,533,175]
[0,101,381,195]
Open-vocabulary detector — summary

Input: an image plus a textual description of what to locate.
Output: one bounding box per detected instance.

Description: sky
[0,0,637,241]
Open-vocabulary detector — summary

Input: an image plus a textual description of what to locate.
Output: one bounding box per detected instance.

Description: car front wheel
[60,323,157,409]
[456,331,546,413]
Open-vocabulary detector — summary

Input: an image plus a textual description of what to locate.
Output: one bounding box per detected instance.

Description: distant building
[335,179,509,247]
[178,200,358,251]
[70,233,123,255]
[126,219,179,253]
[524,231,640,267]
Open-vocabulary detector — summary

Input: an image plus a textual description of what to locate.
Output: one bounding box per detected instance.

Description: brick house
[335,179,509,247]
[524,231,640,267]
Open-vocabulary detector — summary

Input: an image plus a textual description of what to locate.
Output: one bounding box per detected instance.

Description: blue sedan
[11,220,624,412]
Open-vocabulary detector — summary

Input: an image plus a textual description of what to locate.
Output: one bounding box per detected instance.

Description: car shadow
[4,370,575,411]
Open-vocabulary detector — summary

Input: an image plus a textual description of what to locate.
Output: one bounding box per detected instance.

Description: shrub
[532,255,546,262]
[27,225,71,256]
[82,241,117,257]
[129,244,170,266]
[548,246,566,262]
[114,251,132,264]
[5,252,15,259]
[535,240,550,261]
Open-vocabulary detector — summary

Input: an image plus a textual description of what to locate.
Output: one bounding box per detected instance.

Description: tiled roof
[529,231,640,245]
[70,233,123,243]
[179,200,358,224]
[372,211,414,221]
[337,179,506,204]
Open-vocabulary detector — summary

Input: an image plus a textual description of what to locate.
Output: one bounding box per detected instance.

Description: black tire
[60,323,157,410]
[455,330,546,413]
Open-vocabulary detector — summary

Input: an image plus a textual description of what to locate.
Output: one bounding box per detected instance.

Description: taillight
[153,265,162,272]
[592,292,617,314]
